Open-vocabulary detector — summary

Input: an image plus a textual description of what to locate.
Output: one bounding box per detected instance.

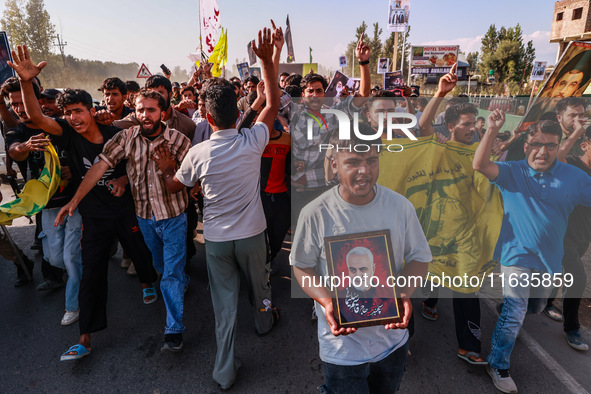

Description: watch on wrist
[359,60,370,66]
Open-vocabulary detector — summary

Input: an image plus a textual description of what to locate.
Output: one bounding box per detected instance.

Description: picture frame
[324,229,403,329]
[0,31,15,85]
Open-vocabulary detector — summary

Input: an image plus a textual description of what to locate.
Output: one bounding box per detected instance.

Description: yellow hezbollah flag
[0,142,61,225]
[377,135,503,293]
[208,28,227,77]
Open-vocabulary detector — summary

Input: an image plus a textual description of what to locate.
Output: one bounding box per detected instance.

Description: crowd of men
[1,21,590,393]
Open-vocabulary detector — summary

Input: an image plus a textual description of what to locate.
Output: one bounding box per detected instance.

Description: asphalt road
[1,181,590,393]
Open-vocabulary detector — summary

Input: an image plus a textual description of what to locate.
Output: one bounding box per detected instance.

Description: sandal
[143,287,158,304]
[421,303,438,321]
[60,344,91,361]
[457,350,488,365]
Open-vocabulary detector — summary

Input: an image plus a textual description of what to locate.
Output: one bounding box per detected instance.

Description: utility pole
[55,34,67,66]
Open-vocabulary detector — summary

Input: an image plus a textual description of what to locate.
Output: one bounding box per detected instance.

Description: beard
[140,120,162,137]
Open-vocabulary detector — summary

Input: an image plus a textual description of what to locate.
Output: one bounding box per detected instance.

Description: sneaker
[126,263,137,276]
[564,330,589,351]
[120,258,131,269]
[486,365,518,393]
[61,309,80,326]
[161,334,183,353]
[543,305,563,322]
[36,279,65,291]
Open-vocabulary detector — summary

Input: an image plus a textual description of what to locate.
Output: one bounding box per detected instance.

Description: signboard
[411,46,458,67]
[326,70,355,97]
[411,67,464,77]
[137,63,152,78]
[384,70,404,90]
[538,41,591,98]
[249,67,261,80]
[377,58,390,74]
[387,0,410,33]
[277,63,318,76]
[237,62,250,79]
[339,56,347,68]
[530,61,547,81]
[0,32,15,85]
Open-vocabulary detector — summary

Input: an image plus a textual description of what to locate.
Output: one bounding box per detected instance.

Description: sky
[1,0,559,77]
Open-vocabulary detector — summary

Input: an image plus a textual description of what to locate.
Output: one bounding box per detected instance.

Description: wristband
[359,60,370,66]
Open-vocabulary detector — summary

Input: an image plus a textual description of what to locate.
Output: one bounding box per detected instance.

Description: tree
[343,21,368,79]
[24,0,55,59]
[477,23,535,93]
[1,0,55,59]
[381,26,411,78]
[1,0,28,49]
[466,52,479,73]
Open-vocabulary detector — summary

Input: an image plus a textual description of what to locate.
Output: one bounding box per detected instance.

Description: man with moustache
[96,77,133,121]
[57,89,192,353]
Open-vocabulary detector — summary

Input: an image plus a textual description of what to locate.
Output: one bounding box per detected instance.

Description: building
[550,0,591,60]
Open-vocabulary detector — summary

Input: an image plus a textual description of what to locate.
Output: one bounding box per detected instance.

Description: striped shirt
[99,124,191,220]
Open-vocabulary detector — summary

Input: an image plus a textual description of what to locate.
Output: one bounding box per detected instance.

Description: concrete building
[550,0,591,60]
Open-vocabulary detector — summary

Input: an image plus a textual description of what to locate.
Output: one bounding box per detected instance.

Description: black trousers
[78,214,157,335]
[453,293,481,353]
[261,192,290,262]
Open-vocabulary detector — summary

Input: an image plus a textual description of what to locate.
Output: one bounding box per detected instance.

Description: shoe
[120,257,131,268]
[543,305,562,322]
[126,263,137,276]
[142,287,158,304]
[60,344,91,361]
[61,309,80,326]
[161,333,183,353]
[36,279,65,291]
[564,330,589,351]
[421,303,438,321]
[14,256,34,287]
[457,350,488,365]
[258,306,280,336]
[486,365,518,393]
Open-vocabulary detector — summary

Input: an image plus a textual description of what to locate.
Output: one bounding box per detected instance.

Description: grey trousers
[205,231,273,389]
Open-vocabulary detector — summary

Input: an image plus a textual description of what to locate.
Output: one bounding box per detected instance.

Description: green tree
[466,52,479,73]
[381,27,411,78]
[24,0,55,59]
[343,21,368,79]
[478,23,535,93]
[1,0,28,49]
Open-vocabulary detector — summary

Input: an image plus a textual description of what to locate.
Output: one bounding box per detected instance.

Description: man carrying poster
[291,130,431,393]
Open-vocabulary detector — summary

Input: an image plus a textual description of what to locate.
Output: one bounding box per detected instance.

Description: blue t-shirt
[492,159,591,273]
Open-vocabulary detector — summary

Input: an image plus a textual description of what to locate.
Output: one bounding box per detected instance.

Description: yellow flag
[377,136,503,293]
[208,28,227,77]
[0,142,61,225]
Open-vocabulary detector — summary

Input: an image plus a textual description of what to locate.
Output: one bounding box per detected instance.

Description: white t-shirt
[176,123,269,242]
[290,184,432,365]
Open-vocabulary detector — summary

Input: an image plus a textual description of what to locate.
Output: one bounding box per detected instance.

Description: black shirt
[53,118,134,218]
[564,155,591,250]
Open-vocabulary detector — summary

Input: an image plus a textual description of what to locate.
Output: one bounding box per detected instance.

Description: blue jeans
[320,340,410,394]
[40,207,82,312]
[137,213,187,334]
[487,265,554,370]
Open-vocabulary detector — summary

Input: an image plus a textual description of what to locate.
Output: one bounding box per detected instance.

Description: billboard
[411,46,458,67]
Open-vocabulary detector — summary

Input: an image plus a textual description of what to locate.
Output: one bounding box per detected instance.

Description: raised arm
[8,45,62,135]
[353,33,371,106]
[473,109,505,180]
[557,118,586,162]
[418,63,457,137]
[251,28,280,132]
[270,19,284,76]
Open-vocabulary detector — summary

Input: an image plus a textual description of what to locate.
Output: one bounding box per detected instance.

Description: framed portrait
[324,229,403,329]
[377,57,390,74]
[0,32,15,85]
[338,55,347,68]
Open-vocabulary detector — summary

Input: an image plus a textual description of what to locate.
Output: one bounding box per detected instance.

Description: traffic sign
[137,63,152,78]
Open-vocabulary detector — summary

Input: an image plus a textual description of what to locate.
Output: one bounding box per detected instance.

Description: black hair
[135,88,167,111]
[204,85,239,129]
[285,73,302,87]
[145,75,172,94]
[57,88,94,110]
[1,76,41,99]
[285,85,302,98]
[199,77,231,101]
[99,77,127,95]
[244,76,260,86]
[125,80,141,93]
[555,97,586,115]
[444,102,478,126]
[301,73,328,91]
[526,120,562,143]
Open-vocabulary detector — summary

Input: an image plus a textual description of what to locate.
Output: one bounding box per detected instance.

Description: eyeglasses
[526,142,559,151]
